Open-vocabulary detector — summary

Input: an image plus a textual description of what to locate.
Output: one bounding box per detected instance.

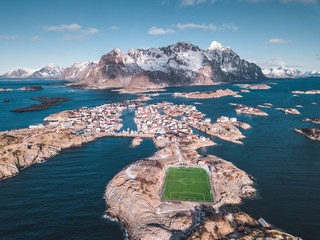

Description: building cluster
[70,102,125,134]
[135,102,209,143]
[233,104,258,113]
[29,99,145,135]
[216,116,237,123]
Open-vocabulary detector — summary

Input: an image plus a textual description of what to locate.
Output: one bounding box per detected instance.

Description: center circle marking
[180,178,195,185]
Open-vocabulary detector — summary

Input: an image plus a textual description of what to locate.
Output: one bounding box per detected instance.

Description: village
[134,102,212,148]
[27,98,252,148]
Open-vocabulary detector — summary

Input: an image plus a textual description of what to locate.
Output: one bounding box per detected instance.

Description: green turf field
[161,167,214,202]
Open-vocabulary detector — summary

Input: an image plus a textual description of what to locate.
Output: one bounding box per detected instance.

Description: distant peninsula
[11,97,72,112]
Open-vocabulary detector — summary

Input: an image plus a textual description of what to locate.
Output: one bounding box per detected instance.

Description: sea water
[0,78,319,239]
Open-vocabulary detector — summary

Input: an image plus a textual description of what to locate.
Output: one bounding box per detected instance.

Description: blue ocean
[0,78,319,239]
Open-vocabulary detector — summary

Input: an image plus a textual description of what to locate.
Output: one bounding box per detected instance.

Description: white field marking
[180,178,195,185]
[170,192,206,201]
[166,179,213,201]
[179,196,196,201]
[166,179,209,184]
[170,192,205,200]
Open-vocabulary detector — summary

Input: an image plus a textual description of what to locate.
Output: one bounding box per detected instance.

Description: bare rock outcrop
[104,142,299,239]
[187,207,301,240]
[174,89,241,99]
[294,128,320,142]
[304,118,320,125]
[0,129,94,179]
[276,108,301,115]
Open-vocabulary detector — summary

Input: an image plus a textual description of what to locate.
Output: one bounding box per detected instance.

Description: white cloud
[149,22,237,35]
[177,22,237,31]
[268,38,291,44]
[0,35,17,40]
[83,28,99,35]
[180,0,217,6]
[255,57,287,68]
[280,0,319,3]
[181,0,207,7]
[43,23,99,41]
[243,0,319,3]
[177,23,217,30]
[43,23,81,32]
[148,26,175,35]
[220,23,238,31]
[111,26,119,30]
[31,35,43,41]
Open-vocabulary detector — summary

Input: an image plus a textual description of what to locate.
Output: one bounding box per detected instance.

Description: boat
[258,218,271,228]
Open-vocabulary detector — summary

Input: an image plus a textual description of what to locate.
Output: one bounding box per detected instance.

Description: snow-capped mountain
[262,66,320,79]
[207,41,263,81]
[29,63,64,79]
[62,41,266,89]
[262,66,304,79]
[304,71,320,77]
[1,67,37,78]
[1,63,64,79]
[59,61,98,81]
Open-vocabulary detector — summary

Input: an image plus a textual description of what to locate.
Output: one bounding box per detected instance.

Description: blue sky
[0,0,319,74]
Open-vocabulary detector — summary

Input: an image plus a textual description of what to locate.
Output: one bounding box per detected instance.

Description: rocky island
[0,97,301,239]
[305,118,320,125]
[276,108,301,115]
[18,86,44,91]
[104,141,300,240]
[291,89,320,94]
[233,104,268,116]
[173,89,242,99]
[115,87,166,94]
[294,128,320,142]
[234,84,271,90]
[0,88,14,92]
[11,97,72,112]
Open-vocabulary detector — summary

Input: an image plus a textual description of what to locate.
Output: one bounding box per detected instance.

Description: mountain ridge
[1,63,64,79]
[62,41,267,89]
[263,66,320,79]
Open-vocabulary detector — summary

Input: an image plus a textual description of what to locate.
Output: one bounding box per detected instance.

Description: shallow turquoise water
[0,78,319,239]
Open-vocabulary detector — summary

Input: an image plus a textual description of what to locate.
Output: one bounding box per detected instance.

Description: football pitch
[161,167,214,202]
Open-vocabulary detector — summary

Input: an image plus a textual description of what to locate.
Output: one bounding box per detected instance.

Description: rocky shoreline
[233,104,268,116]
[173,89,242,99]
[276,108,301,115]
[234,84,271,90]
[294,128,320,142]
[0,125,96,179]
[18,86,44,91]
[113,87,167,94]
[305,118,320,125]
[0,98,301,239]
[104,141,300,240]
[291,89,320,94]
